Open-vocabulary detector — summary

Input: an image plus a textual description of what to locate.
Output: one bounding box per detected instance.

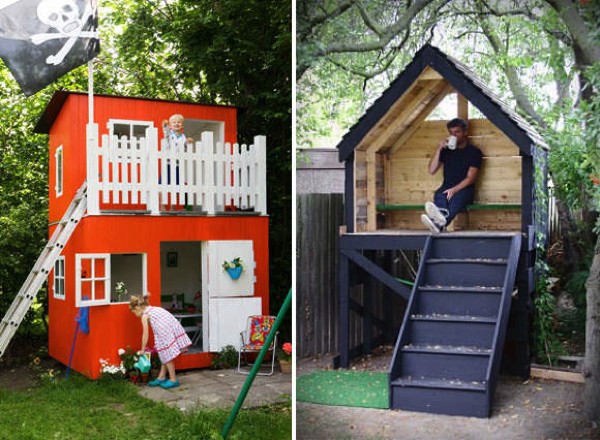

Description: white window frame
[107,119,154,140]
[55,145,63,197]
[53,256,65,300]
[76,253,111,307]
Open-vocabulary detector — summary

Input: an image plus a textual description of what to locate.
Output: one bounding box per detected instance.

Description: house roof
[336,44,548,161]
[34,90,238,134]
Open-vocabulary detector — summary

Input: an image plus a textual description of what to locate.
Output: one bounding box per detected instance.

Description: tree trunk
[584,234,600,421]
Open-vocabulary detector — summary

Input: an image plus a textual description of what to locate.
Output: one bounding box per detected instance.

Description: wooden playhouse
[336,45,548,417]
[30,91,269,378]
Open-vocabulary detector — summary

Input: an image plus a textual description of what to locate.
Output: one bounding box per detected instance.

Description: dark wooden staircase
[389,233,521,417]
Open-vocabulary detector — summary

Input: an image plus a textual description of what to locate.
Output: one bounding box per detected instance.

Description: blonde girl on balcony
[129,295,192,389]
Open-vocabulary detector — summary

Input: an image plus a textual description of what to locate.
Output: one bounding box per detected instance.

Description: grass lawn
[0,374,291,439]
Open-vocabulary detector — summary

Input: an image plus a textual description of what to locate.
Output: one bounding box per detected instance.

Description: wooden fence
[296,193,407,358]
[297,193,344,357]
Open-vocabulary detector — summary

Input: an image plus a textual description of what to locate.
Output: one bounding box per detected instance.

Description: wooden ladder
[0,183,87,358]
[389,232,521,417]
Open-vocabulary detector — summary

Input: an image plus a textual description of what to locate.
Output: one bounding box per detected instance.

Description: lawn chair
[237,315,277,375]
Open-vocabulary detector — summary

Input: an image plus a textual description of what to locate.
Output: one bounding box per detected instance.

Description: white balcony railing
[85,123,267,215]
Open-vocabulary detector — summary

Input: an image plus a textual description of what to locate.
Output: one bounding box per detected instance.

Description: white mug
[447,135,457,150]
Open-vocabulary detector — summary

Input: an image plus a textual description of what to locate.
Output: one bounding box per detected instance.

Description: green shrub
[565,270,589,308]
[211,345,238,369]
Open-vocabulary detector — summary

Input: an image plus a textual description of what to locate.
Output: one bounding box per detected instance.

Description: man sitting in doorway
[421,118,482,233]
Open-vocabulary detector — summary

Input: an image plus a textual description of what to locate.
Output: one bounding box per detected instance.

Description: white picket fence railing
[86,123,267,215]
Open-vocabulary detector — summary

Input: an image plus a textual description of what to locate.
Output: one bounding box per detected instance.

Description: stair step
[390,381,491,417]
[398,350,489,381]
[402,343,492,356]
[411,313,497,324]
[427,258,507,265]
[423,262,507,286]
[417,287,502,316]
[419,285,502,293]
[409,317,495,347]
[430,236,513,259]
[391,376,487,391]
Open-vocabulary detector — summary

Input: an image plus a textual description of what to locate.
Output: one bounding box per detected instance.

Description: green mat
[296,371,389,409]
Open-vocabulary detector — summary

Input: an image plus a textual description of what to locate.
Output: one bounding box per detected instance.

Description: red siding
[49,215,269,378]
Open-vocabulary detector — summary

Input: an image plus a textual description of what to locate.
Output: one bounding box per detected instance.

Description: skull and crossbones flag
[0,0,100,96]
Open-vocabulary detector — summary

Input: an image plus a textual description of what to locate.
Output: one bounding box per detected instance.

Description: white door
[201,240,261,351]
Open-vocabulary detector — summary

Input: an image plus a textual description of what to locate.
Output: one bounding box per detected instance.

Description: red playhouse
[25,91,269,378]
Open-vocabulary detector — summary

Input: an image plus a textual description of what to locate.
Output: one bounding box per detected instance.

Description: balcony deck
[85,123,267,216]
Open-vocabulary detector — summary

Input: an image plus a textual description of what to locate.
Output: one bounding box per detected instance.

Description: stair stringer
[388,236,433,403]
[484,233,522,412]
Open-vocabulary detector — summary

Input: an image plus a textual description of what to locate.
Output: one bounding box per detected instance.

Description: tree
[297,0,600,421]
[0,71,50,335]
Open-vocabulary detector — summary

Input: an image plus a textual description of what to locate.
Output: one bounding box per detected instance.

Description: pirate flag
[0,0,100,96]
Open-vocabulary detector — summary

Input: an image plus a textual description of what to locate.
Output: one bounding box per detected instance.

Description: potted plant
[113,281,128,303]
[222,257,244,280]
[128,369,140,384]
[118,347,140,380]
[278,342,292,373]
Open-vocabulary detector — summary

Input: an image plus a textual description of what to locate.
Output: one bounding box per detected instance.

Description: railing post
[201,131,215,214]
[239,143,250,209]
[86,123,99,215]
[254,135,267,215]
[146,126,159,214]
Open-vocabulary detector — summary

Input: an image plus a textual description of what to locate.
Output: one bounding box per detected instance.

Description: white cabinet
[201,240,261,351]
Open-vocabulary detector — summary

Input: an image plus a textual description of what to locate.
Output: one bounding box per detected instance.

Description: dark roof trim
[34,90,238,134]
[337,44,547,162]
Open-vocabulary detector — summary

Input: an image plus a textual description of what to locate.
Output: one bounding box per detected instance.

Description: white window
[107,119,154,139]
[53,257,65,299]
[76,254,111,307]
[55,145,63,197]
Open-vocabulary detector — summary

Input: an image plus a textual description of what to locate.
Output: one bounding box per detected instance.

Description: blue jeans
[433,186,475,225]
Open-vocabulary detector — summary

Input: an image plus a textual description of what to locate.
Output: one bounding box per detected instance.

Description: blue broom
[66,305,89,380]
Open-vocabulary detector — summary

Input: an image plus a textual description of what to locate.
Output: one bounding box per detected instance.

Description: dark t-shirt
[439,143,482,189]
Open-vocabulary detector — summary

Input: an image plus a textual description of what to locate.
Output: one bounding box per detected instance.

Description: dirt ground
[296,347,600,440]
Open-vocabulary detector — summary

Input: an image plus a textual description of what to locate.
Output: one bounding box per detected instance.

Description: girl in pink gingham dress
[129,295,191,389]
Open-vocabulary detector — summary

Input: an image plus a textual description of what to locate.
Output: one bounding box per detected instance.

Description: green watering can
[134,353,151,373]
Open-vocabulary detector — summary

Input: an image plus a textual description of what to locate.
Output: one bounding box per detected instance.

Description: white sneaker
[425,202,448,227]
[421,214,440,233]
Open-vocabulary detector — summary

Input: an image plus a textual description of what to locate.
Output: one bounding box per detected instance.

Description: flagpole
[88,60,94,124]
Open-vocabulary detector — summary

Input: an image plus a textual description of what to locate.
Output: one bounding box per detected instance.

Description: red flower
[282,342,292,356]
